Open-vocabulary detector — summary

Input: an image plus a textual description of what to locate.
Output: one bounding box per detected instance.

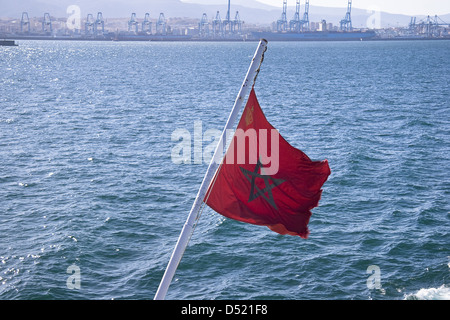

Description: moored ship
[0,40,18,46]
[250,30,377,41]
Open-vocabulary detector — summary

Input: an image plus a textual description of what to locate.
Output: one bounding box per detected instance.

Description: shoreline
[3,34,450,43]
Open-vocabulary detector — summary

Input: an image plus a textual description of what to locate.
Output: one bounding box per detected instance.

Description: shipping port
[0,1,449,43]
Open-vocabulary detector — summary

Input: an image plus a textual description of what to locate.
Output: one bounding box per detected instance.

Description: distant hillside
[1,0,448,27]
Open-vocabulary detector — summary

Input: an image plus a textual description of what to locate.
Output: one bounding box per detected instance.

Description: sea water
[0,40,448,300]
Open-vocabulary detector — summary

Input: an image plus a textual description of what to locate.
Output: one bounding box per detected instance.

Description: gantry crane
[411,15,450,37]
[277,0,288,32]
[223,0,232,33]
[340,0,352,31]
[94,12,104,35]
[85,14,94,35]
[142,13,152,34]
[42,13,52,33]
[233,11,242,34]
[156,13,167,35]
[21,12,30,33]
[212,11,222,37]
[128,13,139,33]
[289,0,301,32]
[300,0,310,31]
[199,13,209,37]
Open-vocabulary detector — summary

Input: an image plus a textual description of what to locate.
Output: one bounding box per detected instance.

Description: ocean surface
[0,39,449,300]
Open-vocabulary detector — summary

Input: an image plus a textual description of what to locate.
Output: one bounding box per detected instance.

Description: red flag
[205,88,330,238]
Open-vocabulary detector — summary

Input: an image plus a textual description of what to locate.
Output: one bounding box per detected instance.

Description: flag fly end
[205,89,331,240]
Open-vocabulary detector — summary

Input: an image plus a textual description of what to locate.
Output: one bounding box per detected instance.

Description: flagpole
[154,39,268,300]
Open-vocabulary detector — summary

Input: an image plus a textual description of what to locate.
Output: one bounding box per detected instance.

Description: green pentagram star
[240,160,285,210]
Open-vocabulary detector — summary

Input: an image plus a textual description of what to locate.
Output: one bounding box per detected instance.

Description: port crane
[223,0,232,33]
[199,13,209,37]
[233,11,242,34]
[198,1,241,38]
[85,14,94,35]
[128,13,139,33]
[412,15,450,37]
[156,13,167,35]
[300,0,310,31]
[20,12,30,33]
[42,13,52,33]
[288,0,309,32]
[94,12,105,35]
[212,11,222,37]
[277,0,288,32]
[289,0,301,32]
[409,17,417,30]
[142,13,152,34]
[221,1,241,35]
[340,0,352,31]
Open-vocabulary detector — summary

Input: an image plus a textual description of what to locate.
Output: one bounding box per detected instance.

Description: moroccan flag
[204,88,331,238]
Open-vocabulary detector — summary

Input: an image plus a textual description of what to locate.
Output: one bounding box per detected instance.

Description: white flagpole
[154,39,268,300]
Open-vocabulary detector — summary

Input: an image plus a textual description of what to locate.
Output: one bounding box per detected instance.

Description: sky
[255,0,450,16]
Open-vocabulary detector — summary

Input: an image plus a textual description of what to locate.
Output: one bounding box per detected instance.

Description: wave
[404,285,450,300]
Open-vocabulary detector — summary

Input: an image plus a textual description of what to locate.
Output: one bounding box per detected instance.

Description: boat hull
[251,30,377,41]
[0,40,18,46]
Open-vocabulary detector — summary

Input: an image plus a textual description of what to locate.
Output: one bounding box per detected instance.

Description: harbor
[1,1,449,43]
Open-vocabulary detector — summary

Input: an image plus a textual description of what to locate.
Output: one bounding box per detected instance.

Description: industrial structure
[126,12,157,35]
[289,0,309,32]
[85,14,94,35]
[277,0,288,32]
[198,0,242,38]
[4,1,450,42]
[253,0,373,41]
[199,13,209,37]
[212,11,222,37]
[128,13,139,33]
[339,0,353,31]
[142,13,152,34]
[222,0,233,33]
[42,13,52,33]
[20,12,30,33]
[276,0,353,33]
[85,13,105,36]
[156,13,167,35]
[408,15,450,37]
[276,0,351,33]
[95,12,105,35]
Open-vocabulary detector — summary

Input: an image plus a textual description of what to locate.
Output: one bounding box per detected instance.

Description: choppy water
[0,40,449,300]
